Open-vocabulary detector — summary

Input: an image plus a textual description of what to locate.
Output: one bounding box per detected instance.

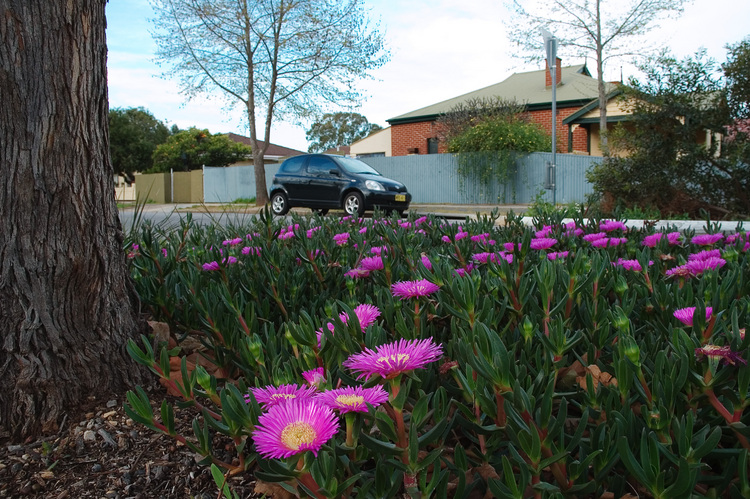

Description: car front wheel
[343,192,365,217]
[271,192,289,216]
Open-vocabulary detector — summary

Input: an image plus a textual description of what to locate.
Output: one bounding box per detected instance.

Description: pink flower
[642,233,662,248]
[614,258,642,271]
[591,237,611,248]
[315,385,389,414]
[667,232,682,245]
[370,246,388,255]
[352,304,381,331]
[691,233,724,246]
[689,249,722,261]
[420,255,433,270]
[686,257,726,274]
[547,251,569,261]
[391,279,440,299]
[673,306,713,327]
[278,231,295,240]
[472,252,497,264]
[454,264,475,277]
[343,338,444,380]
[535,225,553,238]
[695,345,747,366]
[242,246,262,256]
[345,268,371,279]
[202,261,220,271]
[333,232,350,246]
[503,242,521,253]
[359,256,384,271]
[302,368,326,387]
[583,232,607,243]
[248,383,319,409]
[471,233,495,245]
[223,237,243,246]
[306,226,321,238]
[530,237,557,250]
[252,399,339,459]
[600,220,627,232]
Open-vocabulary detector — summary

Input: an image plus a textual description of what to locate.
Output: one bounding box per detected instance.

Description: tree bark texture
[0,1,148,440]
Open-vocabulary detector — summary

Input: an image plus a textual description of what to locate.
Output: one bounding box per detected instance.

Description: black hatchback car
[269,154,411,217]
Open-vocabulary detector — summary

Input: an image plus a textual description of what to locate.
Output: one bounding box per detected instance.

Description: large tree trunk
[0,1,147,440]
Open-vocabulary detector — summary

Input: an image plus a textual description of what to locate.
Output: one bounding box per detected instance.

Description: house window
[427,137,439,154]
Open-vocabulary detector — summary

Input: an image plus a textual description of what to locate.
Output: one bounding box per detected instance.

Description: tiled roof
[226,133,306,157]
[388,64,618,124]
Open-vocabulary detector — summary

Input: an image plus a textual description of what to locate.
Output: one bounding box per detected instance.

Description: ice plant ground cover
[124,208,750,498]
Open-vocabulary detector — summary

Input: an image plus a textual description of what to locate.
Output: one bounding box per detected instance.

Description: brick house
[386,59,621,156]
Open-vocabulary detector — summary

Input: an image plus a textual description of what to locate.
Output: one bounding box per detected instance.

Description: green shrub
[124,208,750,498]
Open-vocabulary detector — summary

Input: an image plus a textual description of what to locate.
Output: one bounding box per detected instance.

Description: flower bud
[620,336,641,367]
[522,316,534,342]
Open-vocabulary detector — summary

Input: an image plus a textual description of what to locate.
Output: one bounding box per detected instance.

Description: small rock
[102,410,117,419]
[117,434,129,450]
[11,463,24,473]
[106,399,118,408]
[86,419,96,430]
[122,471,132,485]
[6,444,23,453]
[153,465,165,480]
[105,490,118,498]
[85,412,95,419]
[83,430,97,442]
[75,437,85,456]
[92,463,103,472]
[97,428,117,447]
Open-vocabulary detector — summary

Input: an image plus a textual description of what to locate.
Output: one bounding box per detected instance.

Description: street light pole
[541,28,557,206]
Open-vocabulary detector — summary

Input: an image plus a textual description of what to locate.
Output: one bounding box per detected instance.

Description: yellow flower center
[378,353,410,366]
[336,394,364,407]
[271,393,296,401]
[280,422,316,450]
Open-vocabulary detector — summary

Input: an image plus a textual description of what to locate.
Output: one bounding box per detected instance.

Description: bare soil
[0,384,261,499]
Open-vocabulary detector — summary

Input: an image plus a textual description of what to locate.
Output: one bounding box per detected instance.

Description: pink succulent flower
[315,385,389,414]
[391,279,440,299]
[343,338,443,380]
[252,399,338,459]
[673,306,713,327]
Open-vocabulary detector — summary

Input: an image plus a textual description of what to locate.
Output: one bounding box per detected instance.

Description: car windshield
[336,157,381,176]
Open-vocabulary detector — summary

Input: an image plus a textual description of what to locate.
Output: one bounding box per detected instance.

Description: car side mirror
[329,169,340,176]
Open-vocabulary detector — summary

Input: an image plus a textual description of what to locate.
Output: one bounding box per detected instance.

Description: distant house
[350,127,392,157]
[226,132,306,164]
[386,59,624,156]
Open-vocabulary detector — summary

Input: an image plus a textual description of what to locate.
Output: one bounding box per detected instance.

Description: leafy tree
[437,98,551,201]
[306,112,382,153]
[724,38,750,120]
[506,0,690,155]
[150,0,388,205]
[149,128,251,173]
[109,107,170,180]
[0,1,147,439]
[588,48,750,217]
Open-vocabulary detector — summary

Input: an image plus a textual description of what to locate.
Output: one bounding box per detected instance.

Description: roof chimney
[545,57,562,87]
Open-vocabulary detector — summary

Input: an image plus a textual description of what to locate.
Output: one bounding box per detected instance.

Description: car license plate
[395,194,405,202]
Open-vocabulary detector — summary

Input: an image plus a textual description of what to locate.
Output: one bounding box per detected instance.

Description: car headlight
[365,180,385,191]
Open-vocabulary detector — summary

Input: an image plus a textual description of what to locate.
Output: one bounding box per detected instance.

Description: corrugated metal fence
[203,152,602,204]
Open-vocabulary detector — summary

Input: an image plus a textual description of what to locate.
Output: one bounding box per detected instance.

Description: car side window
[279,156,306,173]
[307,156,336,175]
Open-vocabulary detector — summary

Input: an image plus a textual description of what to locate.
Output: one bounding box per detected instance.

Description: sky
[105,0,750,153]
